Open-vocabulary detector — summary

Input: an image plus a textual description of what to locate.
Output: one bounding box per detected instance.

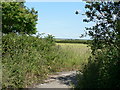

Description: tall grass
[55,43,91,71]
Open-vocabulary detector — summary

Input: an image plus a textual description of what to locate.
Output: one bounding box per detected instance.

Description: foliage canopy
[83,1,120,53]
[77,1,120,88]
[2,2,38,34]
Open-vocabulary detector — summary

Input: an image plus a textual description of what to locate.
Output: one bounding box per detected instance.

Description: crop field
[55,43,91,71]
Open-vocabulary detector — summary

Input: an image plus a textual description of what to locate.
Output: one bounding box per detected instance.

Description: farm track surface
[29,71,79,89]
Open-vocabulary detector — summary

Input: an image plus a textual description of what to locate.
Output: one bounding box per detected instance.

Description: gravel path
[31,71,78,88]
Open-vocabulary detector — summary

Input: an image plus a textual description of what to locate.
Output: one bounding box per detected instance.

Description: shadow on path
[50,72,78,86]
[29,71,82,88]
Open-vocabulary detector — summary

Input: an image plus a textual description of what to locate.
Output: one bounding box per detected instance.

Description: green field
[55,43,91,71]
[55,39,91,44]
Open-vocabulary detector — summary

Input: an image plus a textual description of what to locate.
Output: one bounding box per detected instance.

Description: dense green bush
[76,1,120,88]
[77,47,120,88]
[2,33,63,88]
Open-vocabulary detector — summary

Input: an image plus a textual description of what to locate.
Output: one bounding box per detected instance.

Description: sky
[25,2,94,39]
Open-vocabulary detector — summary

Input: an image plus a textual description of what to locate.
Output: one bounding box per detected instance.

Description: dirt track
[31,71,78,88]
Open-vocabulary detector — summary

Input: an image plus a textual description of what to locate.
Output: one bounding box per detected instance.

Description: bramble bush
[2,33,63,88]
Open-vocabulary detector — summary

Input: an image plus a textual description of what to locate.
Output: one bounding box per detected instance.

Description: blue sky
[25,2,94,39]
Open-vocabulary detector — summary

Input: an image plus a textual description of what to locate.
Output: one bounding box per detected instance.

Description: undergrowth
[2,33,63,88]
[2,33,90,88]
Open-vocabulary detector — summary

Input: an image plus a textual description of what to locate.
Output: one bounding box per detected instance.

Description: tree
[83,1,120,53]
[2,2,38,35]
[77,1,120,88]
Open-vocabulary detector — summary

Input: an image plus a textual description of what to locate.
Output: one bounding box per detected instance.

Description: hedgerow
[2,33,63,88]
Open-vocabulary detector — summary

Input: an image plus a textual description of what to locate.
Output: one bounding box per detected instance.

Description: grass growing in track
[56,43,91,71]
